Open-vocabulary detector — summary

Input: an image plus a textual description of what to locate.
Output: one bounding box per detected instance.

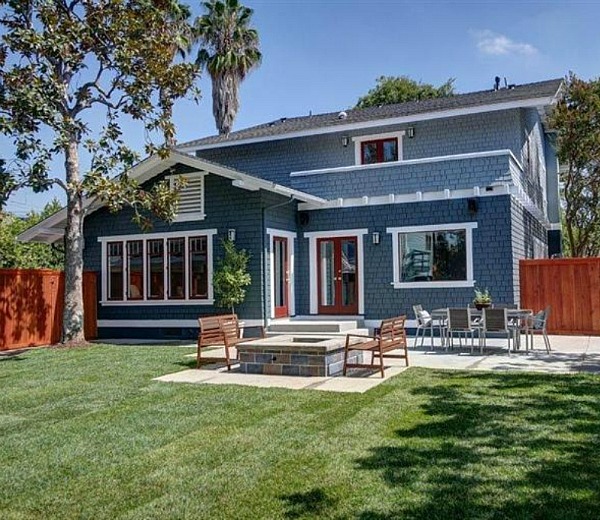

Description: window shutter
[171,173,205,222]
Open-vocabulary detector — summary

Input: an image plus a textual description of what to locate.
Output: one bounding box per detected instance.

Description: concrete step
[268,320,359,334]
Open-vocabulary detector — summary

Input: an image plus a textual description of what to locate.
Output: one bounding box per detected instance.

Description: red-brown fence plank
[0,269,97,350]
[520,258,600,335]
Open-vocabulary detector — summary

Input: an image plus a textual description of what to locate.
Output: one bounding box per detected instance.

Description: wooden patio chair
[196,314,264,371]
[343,316,409,378]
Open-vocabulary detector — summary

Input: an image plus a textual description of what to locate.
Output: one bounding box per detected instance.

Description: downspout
[261,195,296,330]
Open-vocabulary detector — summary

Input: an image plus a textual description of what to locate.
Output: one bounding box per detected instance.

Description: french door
[273,236,289,318]
[317,237,358,315]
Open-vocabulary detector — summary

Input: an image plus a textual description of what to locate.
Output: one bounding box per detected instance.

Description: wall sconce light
[227,228,236,242]
[341,135,350,147]
[407,127,415,138]
[372,232,380,245]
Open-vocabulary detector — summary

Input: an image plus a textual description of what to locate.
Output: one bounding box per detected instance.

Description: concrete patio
[152,334,600,393]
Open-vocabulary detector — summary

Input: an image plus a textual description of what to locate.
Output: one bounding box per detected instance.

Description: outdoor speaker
[467,198,478,215]
[298,211,310,226]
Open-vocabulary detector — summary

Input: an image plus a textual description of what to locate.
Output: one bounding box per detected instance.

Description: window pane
[319,240,335,306]
[168,238,186,299]
[399,230,467,282]
[189,236,208,299]
[432,230,466,281]
[127,241,144,299]
[382,139,398,162]
[107,242,123,300]
[147,239,164,299]
[341,239,356,306]
[361,142,378,164]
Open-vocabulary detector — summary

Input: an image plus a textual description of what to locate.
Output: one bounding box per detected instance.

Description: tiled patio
[153,334,600,393]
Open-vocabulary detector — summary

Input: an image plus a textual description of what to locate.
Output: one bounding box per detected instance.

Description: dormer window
[353,131,404,166]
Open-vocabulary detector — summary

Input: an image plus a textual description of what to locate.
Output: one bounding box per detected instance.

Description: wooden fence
[0,270,97,350]
[520,258,600,335]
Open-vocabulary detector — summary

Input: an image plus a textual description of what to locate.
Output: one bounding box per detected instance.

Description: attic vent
[170,173,206,222]
[338,111,347,119]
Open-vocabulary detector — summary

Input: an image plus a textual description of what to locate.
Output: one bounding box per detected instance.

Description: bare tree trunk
[212,73,239,135]
[62,138,86,344]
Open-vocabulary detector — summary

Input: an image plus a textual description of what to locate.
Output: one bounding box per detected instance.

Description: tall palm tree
[195,0,261,135]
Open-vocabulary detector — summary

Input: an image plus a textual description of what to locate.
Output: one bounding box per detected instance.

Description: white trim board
[304,228,368,315]
[387,222,477,289]
[266,228,297,319]
[290,149,520,178]
[178,95,557,152]
[97,319,265,328]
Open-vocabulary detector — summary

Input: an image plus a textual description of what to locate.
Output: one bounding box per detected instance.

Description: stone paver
[153,334,600,394]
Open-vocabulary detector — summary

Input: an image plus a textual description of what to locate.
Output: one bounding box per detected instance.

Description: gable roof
[179,78,563,151]
[18,150,326,244]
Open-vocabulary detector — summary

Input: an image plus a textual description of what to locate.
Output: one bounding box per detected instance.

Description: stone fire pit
[237,335,364,377]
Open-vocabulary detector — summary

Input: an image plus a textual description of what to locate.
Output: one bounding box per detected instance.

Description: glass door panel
[274,237,289,318]
[317,237,358,315]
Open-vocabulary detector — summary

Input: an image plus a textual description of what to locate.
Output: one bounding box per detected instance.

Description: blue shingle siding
[195,110,524,188]
[290,153,513,199]
[294,196,516,320]
[518,108,548,214]
[83,166,283,334]
[510,198,548,304]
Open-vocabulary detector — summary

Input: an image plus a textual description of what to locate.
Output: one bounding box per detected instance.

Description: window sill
[101,299,215,306]
[391,281,476,289]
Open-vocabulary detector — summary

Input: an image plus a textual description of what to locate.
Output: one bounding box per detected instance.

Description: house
[20,78,564,339]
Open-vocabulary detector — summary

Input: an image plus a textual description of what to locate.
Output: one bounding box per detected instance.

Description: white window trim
[353,131,405,165]
[99,229,217,306]
[386,222,477,289]
[169,172,206,222]
[266,228,297,319]
[303,228,368,315]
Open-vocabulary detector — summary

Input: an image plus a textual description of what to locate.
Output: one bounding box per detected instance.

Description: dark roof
[180,78,563,149]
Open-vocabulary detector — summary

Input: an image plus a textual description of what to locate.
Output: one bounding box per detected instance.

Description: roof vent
[338,111,347,120]
[280,117,287,123]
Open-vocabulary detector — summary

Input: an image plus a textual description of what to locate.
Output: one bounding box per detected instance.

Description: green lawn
[1,345,599,519]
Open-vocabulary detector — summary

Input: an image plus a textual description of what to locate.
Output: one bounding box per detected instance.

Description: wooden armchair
[343,316,409,378]
[197,315,264,371]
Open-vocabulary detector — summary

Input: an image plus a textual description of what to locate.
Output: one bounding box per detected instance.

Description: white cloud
[473,30,538,56]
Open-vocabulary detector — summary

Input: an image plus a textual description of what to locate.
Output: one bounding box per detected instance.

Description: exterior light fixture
[372,232,380,245]
[341,135,350,147]
[407,127,415,138]
[227,229,236,242]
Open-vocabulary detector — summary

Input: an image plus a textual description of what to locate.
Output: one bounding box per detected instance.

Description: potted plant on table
[473,287,492,310]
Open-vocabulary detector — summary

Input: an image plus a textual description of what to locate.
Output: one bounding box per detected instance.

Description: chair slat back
[380,316,407,341]
[219,315,240,343]
[483,308,508,331]
[198,316,224,346]
[448,308,470,330]
[412,304,423,321]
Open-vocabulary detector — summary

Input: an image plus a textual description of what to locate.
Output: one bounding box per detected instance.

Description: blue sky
[5,0,600,214]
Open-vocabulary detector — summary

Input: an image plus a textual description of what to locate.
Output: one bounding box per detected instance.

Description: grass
[1,345,599,519]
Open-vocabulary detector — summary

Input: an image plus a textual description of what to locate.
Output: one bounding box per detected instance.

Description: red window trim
[360,137,398,165]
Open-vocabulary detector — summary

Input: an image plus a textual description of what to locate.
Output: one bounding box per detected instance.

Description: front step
[268,319,359,334]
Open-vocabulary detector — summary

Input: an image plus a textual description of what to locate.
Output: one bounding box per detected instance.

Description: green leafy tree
[549,73,600,257]
[0,199,64,269]
[0,0,200,344]
[356,76,455,109]
[213,239,251,314]
[195,0,261,135]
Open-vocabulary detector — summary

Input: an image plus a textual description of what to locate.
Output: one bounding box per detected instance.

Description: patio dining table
[431,307,533,351]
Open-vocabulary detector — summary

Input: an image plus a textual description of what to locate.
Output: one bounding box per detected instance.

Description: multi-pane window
[189,237,208,299]
[127,241,144,300]
[102,233,213,303]
[168,238,186,299]
[147,239,164,299]
[399,229,467,282]
[107,242,124,300]
[361,138,398,165]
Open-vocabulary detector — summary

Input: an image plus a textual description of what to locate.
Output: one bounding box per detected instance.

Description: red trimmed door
[273,236,289,318]
[317,237,358,315]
